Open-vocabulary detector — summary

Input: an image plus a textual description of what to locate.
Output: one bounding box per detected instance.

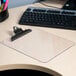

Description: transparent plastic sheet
[0,28,75,63]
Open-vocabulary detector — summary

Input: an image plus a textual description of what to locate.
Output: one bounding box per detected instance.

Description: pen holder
[0,8,9,22]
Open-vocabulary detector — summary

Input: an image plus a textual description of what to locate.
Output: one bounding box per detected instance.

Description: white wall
[8,0,38,8]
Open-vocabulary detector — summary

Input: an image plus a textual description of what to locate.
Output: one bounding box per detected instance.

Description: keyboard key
[47,10,60,14]
[62,11,75,15]
[33,9,46,12]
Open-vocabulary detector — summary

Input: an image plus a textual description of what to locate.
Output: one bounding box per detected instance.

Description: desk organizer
[0,8,9,22]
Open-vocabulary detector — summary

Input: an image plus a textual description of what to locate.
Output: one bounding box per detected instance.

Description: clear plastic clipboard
[1,28,74,63]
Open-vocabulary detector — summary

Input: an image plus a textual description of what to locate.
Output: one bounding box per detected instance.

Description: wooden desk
[0,3,76,76]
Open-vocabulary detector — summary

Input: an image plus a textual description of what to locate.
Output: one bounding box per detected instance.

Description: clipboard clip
[11,26,32,41]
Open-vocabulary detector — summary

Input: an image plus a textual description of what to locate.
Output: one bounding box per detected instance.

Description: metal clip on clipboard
[11,26,32,41]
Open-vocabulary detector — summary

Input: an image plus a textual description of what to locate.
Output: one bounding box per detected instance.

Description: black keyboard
[19,7,76,30]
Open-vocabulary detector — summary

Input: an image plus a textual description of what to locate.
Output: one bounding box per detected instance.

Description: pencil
[0,7,1,12]
[1,3,5,12]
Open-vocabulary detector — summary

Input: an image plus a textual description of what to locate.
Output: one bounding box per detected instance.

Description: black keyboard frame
[19,7,76,30]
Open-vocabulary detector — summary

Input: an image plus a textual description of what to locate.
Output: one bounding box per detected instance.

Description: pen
[3,0,6,3]
[3,0,9,11]
[0,0,6,13]
[1,0,6,3]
